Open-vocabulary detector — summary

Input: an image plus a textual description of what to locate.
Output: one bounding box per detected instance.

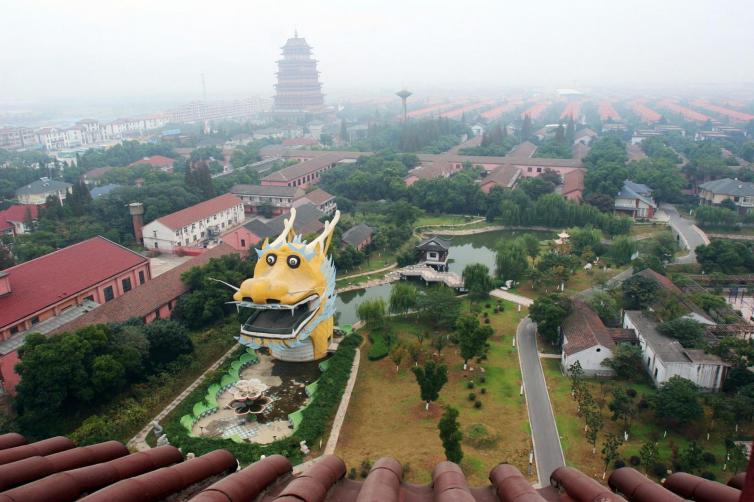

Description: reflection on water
[334,229,552,326]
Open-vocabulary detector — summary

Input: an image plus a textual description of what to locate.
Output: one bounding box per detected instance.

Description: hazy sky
[2,0,753,102]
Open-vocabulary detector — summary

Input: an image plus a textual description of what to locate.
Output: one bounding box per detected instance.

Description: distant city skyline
[1,0,754,104]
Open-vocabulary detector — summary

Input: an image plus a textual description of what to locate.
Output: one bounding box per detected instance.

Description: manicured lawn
[511,268,621,301]
[336,300,532,485]
[337,251,396,278]
[542,359,753,483]
[630,223,668,237]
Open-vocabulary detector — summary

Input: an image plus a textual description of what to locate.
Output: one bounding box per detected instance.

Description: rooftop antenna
[396,89,412,122]
[201,73,207,101]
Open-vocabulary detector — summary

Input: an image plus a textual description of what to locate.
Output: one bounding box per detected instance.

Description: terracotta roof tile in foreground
[0,432,749,501]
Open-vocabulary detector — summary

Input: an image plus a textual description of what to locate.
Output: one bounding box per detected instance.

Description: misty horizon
[2,0,754,106]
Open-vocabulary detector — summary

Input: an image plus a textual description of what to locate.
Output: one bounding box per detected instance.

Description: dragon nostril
[242,297,252,302]
[266,299,281,304]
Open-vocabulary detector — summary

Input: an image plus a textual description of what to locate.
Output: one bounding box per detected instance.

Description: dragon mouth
[237,294,321,340]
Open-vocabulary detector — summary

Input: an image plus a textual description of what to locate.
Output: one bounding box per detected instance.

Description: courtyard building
[623,310,728,391]
[0,236,151,394]
[15,178,72,205]
[560,300,636,376]
[142,194,244,253]
[614,180,657,220]
[698,178,754,215]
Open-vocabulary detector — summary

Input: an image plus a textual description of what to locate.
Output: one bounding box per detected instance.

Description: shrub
[702,452,716,465]
[484,318,490,324]
[367,332,390,360]
[348,468,356,479]
[485,303,491,309]
[480,375,486,383]
[629,456,641,466]
[467,381,475,389]
[474,400,482,409]
[701,471,716,481]
[464,423,500,449]
[468,393,476,401]
[626,388,637,398]
[651,463,668,477]
[638,398,649,410]
[480,388,487,394]
[614,459,626,469]
[360,459,372,478]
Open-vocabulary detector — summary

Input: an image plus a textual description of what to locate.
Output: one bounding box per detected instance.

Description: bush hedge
[367,332,390,360]
[164,333,362,464]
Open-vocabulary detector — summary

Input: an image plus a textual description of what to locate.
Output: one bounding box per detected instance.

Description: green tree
[90,354,126,394]
[639,441,658,475]
[602,344,644,380]
[412,360,448,411]
[585,407,603,455]
[389,282,418,316]
[143,320,194,370]
[587,292,620,327]
[438,406,463,463]
[657,318,705,348]
[654,376,703,427]
[462,263,493,301]
[601,433,623,479]
[621,275,659,310]
[389,344,406,373]
[530,294,572,346]
[518,234,542,261]
[608,388,635,438]
[357,298,387,330]
[455,315,493,368]
[496,239,530,282]
[416,286,461,329]
[608,236,636,266]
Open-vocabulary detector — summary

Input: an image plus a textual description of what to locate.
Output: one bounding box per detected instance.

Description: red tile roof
[562,169,585,197]
[54,243,236,333]
[0,237,148,329]
[129,155,175,168]
[562,300,634,356]
[0,205,38,225]
[0,205,38,233]
[301,188,334,205]
[0,434,748,502]
[83,166,115,180]
[481,165,520,191]
[152,194,243,231]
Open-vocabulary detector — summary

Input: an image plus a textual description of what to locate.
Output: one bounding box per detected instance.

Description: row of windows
[5,271,145,336]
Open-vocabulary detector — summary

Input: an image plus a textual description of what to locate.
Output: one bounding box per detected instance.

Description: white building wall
[561,340,615,376]
[623,313,725,391]
[143,203,244,253]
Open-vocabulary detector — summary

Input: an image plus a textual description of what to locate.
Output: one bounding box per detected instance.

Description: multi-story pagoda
[273,32,325,116]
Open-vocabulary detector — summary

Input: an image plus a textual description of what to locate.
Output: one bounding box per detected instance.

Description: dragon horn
[306,210,340,254]
[269,207,297,248]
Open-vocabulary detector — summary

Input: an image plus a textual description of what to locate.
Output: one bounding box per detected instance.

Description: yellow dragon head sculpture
[232,208,340,361]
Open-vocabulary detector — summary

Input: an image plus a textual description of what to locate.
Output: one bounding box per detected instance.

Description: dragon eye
[265,254,277,266]
[287,255,301,269]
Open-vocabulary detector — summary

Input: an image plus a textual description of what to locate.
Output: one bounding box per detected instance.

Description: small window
[122,278,132,292]
[154,242,158,249]
[31,316,40,325]
[84,295,94,302]
[10,326,19,335]
[104,286,114,302]
[241,238,246,247]
[596,348,601,352]
[139,271,145,284]
[654,368,658,378]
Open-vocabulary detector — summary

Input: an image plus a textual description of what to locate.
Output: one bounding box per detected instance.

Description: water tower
[396,89,412,122]
[128,202,145,244]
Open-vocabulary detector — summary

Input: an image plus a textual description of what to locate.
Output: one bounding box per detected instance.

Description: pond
[334,229,552,326]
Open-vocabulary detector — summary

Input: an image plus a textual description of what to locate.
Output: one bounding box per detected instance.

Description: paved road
[661,203,709,264]
[490,289,533,306]
[516,317,564,486]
